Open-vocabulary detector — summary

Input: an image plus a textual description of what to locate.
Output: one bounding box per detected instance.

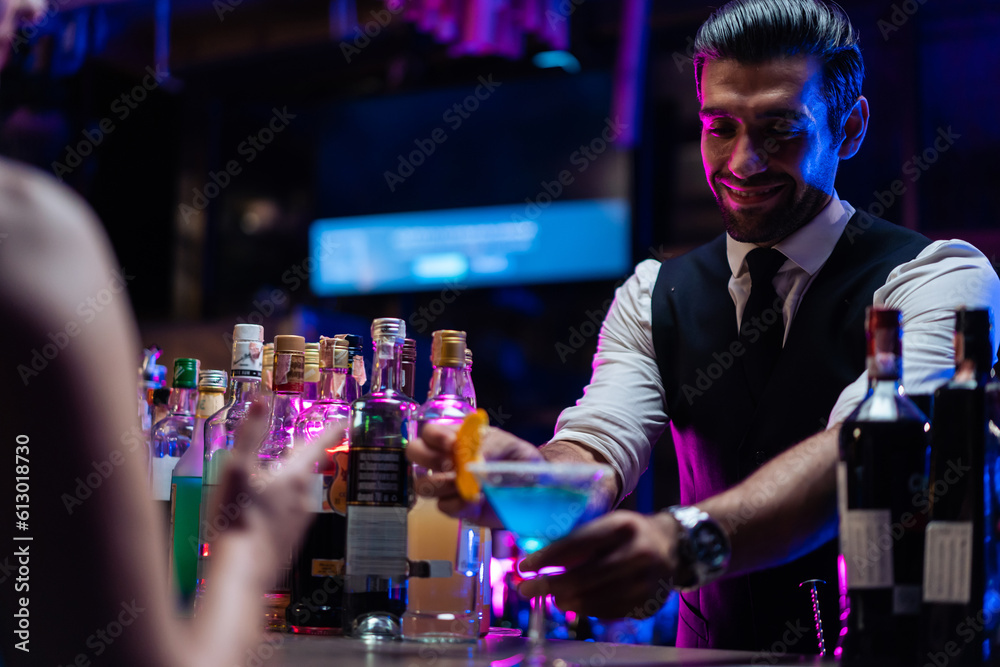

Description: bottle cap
[372,318,406,343]
[172,358,200,389]
[233,323,264,342]
[198,370,229,390]
[341,333,364,359]
[273,335,305,392]
[431,330,467,367]
[465,347,473,368]
[329,337,350,371]
[274,334,306,354]
[955,308,994,370]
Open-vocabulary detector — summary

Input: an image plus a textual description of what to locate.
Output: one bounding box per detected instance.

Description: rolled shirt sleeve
[827,240,1000,426]
[551,259,668,503]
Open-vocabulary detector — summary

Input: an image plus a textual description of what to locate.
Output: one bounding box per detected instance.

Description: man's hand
[407,423,543,527]
[518,510,684,618]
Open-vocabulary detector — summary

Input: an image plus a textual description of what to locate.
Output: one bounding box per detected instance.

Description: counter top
[257,634,828,666]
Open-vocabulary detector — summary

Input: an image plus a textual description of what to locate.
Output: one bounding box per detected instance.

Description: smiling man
[408,0,1000,654]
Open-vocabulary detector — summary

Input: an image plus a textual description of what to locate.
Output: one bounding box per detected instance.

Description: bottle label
[328,449,349,515]
[308,473,345,514]
[842,509,893,589]
[232,340,264,377]
[345,505,408,577]
[152,456,180,501]
[922,521,973,604]
[348,447,408,507]
[274,353,304,392]
[312,559,344,577]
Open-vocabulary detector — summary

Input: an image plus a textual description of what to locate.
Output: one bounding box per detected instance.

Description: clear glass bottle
[139,346,165,481]
[838,308,930,666]
[344,318,416,639]
[405,330,481,642]
[151,357,200,527]
[195,323,264,609]
[287,335,364,635]
[921,309,1000,664]
[401,338,417,401]
[461,348,476,408]
[170,369,226,611]
[262,342,275,394]
[303,341,321,410]
[258,334,305,631]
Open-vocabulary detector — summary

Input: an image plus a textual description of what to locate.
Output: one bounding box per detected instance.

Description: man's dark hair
[693,0,863,138]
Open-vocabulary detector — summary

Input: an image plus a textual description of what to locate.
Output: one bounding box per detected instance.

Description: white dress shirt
[551,194,1000,503]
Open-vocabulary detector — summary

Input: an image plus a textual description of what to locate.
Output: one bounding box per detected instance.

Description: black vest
[650,213,931,651]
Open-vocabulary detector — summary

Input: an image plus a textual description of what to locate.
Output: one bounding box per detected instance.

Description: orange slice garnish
[454,409,489,501]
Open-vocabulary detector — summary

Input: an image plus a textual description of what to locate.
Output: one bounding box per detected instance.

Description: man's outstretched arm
[519,426,839,617]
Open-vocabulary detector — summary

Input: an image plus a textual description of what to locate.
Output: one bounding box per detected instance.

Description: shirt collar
[726,192,856,279]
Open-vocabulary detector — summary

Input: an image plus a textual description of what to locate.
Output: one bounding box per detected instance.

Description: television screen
[309,198,630,296]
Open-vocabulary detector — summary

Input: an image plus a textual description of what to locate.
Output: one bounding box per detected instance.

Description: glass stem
[528,593,547,663]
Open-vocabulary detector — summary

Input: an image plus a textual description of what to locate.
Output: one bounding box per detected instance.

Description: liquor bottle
[139,347,166,486]
[262,342,275,393]
[921,309,1000,665]
[343,318,416,639]
[838,308,930,666]
[404,330,481,642]
[461,345,492,636]
[303,342,321,410]
[461,348,476,408]
[151,358,200,527]
[195,323,264,608]
[170,369,226,610]
[258,334,305,631]
[401,338,417,401]
[286,335,364,634]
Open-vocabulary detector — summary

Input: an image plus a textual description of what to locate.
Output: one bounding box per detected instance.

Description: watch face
[693,521,730,569]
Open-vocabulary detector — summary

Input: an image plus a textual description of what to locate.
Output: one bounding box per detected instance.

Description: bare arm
[0,161,323,666]
[695,425,839,576]
[521,427,840,616]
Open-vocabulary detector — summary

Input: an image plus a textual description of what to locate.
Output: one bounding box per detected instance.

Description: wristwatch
[665,505,731,592]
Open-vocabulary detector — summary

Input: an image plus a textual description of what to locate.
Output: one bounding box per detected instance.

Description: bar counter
[258,634,831,666]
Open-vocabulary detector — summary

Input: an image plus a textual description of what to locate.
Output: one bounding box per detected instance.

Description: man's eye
[706,125,735,137]
[769,124,800,137]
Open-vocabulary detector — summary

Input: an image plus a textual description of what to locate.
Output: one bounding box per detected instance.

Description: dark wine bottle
[921,308,1000,666]
[838,307,930,666]
[286,335,363,634]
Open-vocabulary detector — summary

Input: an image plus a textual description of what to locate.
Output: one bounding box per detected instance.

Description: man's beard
[713,179,831,245]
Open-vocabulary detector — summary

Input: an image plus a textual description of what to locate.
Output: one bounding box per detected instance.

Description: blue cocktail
[467,461,614,666]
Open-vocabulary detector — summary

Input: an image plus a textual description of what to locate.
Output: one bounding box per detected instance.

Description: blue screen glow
[308,198,630,296]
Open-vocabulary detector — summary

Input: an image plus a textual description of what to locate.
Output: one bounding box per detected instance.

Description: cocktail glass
[467,461,614,666]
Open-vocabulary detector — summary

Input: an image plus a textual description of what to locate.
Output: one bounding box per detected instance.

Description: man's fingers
[284,424,344,476]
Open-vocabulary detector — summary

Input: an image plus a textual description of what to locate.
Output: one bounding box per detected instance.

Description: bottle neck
[371,339,403,393]
[337,368,362,403]
[429,365,464,398]
[168,387,198,416]
[196,390,226,419]
[318,368,339,402]
[268,390,300,427]
[229,375,262,405]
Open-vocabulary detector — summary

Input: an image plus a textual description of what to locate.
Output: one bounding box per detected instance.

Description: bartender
[409,0,1000,652]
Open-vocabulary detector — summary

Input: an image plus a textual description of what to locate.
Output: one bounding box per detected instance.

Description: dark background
[1,0,998,516]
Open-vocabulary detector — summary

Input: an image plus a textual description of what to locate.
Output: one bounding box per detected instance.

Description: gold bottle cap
[431,329,466,367]
[274,334,305,354]
[305,342,320,366]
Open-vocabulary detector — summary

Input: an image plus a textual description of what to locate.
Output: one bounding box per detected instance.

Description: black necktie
[740,247,787,400]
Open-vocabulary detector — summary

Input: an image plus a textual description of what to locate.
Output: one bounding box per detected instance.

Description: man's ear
[838,96,869,160]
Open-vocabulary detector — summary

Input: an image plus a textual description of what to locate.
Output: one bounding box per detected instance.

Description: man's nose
[727,131,768,180]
